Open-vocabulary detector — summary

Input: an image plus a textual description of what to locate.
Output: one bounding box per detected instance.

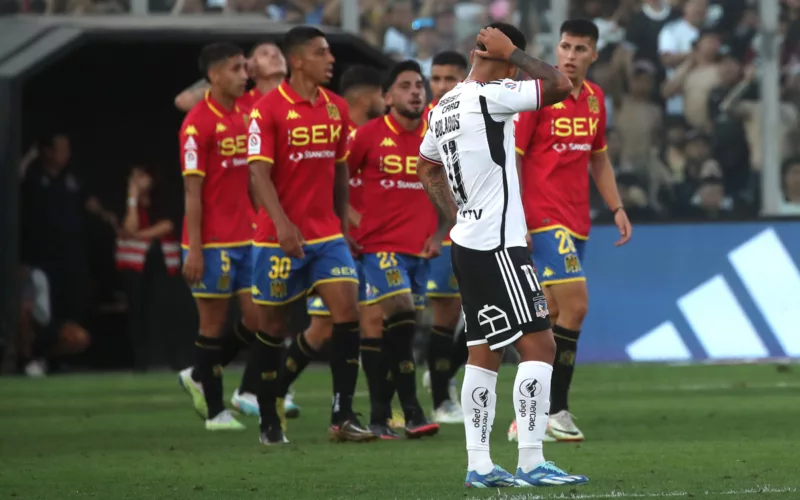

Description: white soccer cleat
[432,400,463,424]
[24,359,47,378]
[422,370,432,392]
[507,420,555,442]
[547,410,585,442]
[231,389,259,417]
[205,409,246,431]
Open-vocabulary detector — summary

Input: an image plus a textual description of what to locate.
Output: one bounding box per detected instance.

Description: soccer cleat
[515,461,589,487]
[259,424,289,445]
[328,416,378,443]
[465,465,518,488]
[422,370,432,392]
[368,423,400,440]
[231,389,259,417]
[389,410,405,429]
[178,367,207,418]
[284,390,300,419]
[508,420,555,442]
[405,414,440,439]
[205,410,246,431]
[432,400,463,424]
[547,410,585,442]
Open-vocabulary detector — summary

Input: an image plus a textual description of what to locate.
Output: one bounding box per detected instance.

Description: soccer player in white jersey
[417,23,589,488]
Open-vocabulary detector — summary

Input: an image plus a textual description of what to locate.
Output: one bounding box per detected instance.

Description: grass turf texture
[0,363,798,500]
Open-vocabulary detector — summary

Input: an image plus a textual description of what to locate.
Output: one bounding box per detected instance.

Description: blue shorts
[362,252,429,310]
[530,226,588,285]
[426,244,460,298]
[307,260,369,316]
[183,245,252,298]
[252,237,358,305]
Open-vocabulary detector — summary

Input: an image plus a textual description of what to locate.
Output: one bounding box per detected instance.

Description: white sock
[461,364,498,474]
[513,361,552,473]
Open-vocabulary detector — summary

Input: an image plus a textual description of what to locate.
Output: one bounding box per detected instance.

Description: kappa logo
[286,110,301,120]
[626,228,800,362]
[551,102,566,110]
[183,125,199,136]
[380,137,397,147]
[215,123,227,133]
[518,378,542,398]
[472,387,490,408]
[542,267,556,278]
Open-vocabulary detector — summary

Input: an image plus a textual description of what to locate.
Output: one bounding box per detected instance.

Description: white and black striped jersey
[419,78,543,251]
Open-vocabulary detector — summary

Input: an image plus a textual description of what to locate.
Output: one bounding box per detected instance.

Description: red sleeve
[180,116,208,177]
[247,100,276,164]
[592,90,608,154]
[346,125,370,178]
[335,102,351,162]
[515,111,539,157]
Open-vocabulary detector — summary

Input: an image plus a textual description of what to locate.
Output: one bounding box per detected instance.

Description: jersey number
[520,264,541,292]
[440,139,468,206]
[377,252,398,270]
[221,251,231,273]
[269,256,292,280]
[554,229,577,255]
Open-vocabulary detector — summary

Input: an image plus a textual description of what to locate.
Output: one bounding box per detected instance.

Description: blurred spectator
[434,8,458,51]
[660,116,690,179]
[627,0,679,65]
[659,0,709,115]
[412,17,437,77]
[779,157,800,215]
[661,28,723,131]
[383,0,415,60]
[116,166,179,371]
[681,174,741,220]
[616,60,663,168]
[596,172,662,223]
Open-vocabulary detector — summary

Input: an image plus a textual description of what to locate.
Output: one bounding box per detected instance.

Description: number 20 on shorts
[269,256,291,279]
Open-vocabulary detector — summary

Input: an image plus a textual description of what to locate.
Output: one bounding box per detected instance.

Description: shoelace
[539,461,568,475]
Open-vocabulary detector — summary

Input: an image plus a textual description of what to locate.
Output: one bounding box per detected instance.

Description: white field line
[465,485,797,500]
[567,380,800,394]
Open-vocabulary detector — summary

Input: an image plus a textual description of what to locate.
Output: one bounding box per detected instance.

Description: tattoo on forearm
[420,166,457,226]
[509,48,557,81]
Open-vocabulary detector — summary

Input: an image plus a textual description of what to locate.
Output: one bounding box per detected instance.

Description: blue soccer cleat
[515,461,589,487]
[465,465,518,488]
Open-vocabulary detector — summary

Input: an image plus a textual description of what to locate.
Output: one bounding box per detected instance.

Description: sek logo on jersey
[289,124,342,146]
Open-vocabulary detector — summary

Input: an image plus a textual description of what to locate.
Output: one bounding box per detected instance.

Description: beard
[395,107,423,120]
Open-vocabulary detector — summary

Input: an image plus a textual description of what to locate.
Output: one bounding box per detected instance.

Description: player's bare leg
[316,281,376,442]
[378,294,439,439]
[254,302,294,444]
[359,303,399,439]
[542,281,587,441]
[228,292,262,417]
[187,298,245,430]
[427,296,464,423]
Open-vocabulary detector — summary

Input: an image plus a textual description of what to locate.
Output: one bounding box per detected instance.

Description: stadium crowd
[6,0,800,376]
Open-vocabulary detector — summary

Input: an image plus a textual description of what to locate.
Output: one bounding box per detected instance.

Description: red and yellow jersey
[344,123,364,239]
[247,82,351,244]
[179,91,253,248]
[348,113,433,255]
[516,80,607,238]
[236,87,265,113]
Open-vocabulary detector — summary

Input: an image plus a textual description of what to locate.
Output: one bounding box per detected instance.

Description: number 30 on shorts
[269,256,291,279]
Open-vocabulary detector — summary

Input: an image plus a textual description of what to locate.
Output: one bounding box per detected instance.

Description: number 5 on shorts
[221,250,231,273]
[520,264,541,292]
[269,256,291,279]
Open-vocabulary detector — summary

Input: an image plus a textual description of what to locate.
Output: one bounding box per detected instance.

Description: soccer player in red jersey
[177,42,254,431]
[174,41,286,113]
[420,50,470,425]
[248,26,375,445]
[277,65,386,421]
[351,60,444,439]
[510,20,632,442]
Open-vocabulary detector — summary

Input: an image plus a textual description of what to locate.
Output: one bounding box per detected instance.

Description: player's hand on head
[182,249,204,285]
[277,221,305,258]
[475,27,516,61]
[614,208,632,247]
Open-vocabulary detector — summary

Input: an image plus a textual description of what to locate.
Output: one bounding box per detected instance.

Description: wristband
[127,197,138,207]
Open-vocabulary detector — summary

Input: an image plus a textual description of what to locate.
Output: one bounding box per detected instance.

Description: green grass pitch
[0,363,798,499]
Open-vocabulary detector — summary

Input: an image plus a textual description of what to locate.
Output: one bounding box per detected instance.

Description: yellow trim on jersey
[235,288,251,295]
[318,87,331,103]
[384,115,398,135]
[582,81,594,95]
[427,292,461,299]
[441,241,452,247]
[529,225,589,241]
[278,84,295,104]
[192,292,234,299]
[311,277,360,290]
[363,288,412,305]
[515,147,525,156]
[181,241,252,250]
[307,310,331,317]
[252,233,345,248]
[204,90,225,118]
[182,171,206,177]
[541,277,587,286]
[249,156,274,164]
[252,288,308,306]
[336,155,348,163]
[592,145,608,154]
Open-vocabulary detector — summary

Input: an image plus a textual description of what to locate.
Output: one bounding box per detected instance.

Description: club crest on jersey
[533,299,549,319]
[587,96,600,114]
[326,103,341,121]
[217,273,230,291]
[564,254,581,273]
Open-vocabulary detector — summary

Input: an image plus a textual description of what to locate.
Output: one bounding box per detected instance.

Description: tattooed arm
[418,158,458,229]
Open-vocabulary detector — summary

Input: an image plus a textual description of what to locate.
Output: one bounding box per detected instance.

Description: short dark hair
[478,22,526,52]
[283,26,326,55]
[432,51,468,71]
[339,65,384,95]
[198,42,243,79]
[383,59,423,93]
[249,40,278,58]
[560,19,600,43]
